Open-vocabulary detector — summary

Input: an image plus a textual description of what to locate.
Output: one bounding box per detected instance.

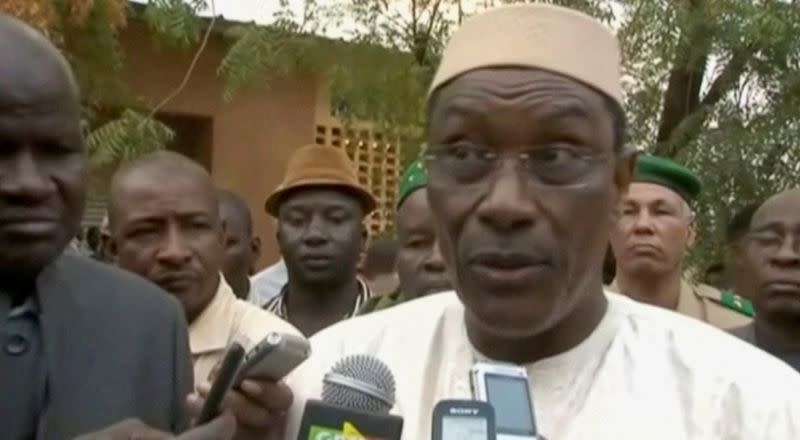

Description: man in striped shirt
[263,145,376,336]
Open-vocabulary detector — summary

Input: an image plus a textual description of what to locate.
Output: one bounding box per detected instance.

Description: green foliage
[142,0,201,49]
[57,0,128,108]
[86,110,175,167]
[218,24,320,101]
[612,0,800,269]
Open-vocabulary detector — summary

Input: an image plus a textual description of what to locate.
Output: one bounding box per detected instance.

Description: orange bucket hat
[265,144,377,217]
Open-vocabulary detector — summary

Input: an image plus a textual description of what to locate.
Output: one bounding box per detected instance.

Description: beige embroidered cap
[428,3,623,106]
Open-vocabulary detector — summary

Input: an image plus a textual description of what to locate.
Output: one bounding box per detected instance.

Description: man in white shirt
[107,151,301,438]
[281,4,800,439]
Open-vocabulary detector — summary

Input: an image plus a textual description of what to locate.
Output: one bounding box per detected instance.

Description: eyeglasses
[424,142,620,189]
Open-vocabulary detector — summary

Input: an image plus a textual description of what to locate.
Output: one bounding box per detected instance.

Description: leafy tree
[611,0,800,269]
[4,0,798,270]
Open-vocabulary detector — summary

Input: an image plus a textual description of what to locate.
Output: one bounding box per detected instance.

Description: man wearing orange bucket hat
[263,144,377,336]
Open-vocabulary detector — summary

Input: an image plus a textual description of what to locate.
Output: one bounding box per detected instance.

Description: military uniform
[610,155,754,329]
[357,291,405,316]
[608,279,753,329]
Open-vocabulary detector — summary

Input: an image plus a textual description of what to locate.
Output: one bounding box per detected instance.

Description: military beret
[635,155,702,202]
[397,158,427,209]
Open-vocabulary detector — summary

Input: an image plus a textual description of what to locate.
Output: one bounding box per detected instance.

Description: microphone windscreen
[322,354,396,414]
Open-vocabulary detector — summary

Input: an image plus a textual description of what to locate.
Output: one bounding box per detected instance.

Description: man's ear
[106,234,119,265]
[219,219,228,245]
[686,216,697,249]
[614,150,637,198]
[610,150,636,226]
[360,224,369,250]
[251,236,262,269]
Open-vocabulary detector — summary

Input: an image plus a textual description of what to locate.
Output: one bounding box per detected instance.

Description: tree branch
[409,0,444,66]
[654,0,712,145]
[147,0,216,121]
[617,1,645,51]
[411,0,418,32]
[653,46,755,157]
[423,0,444,37]
[699,48,752,108]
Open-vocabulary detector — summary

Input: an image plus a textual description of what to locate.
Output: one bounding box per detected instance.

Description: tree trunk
[654,46,754,157]
[653,0,711,154]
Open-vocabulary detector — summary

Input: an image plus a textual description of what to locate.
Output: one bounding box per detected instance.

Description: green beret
[635,155,701,202]
[397,158,427,209]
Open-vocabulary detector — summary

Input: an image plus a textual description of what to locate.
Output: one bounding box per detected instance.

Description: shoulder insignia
[692,283,722,301]
[719,290,755,317]
[692,283,755,317]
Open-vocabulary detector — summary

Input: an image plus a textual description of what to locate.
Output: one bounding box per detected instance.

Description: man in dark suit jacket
[33,254,193,437]
[0,14,193,438]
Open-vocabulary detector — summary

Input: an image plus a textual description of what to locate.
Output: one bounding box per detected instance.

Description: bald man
[0,14,192,437]
[217,189,261,299]
[107,151,300,437]
[729,189,800,372]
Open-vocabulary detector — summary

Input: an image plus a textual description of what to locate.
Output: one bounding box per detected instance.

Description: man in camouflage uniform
[609,155,752,328]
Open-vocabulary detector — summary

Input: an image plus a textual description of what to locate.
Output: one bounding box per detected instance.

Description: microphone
[297,354,404,440]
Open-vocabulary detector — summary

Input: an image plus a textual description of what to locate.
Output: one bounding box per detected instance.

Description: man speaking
[281,4,800,439]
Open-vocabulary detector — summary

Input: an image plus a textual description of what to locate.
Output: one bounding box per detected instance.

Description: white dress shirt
[248,259,288,307]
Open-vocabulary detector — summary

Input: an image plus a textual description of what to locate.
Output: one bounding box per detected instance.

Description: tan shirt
[285,291,800,439]
[609,278,751,329]
[189,276,302,385]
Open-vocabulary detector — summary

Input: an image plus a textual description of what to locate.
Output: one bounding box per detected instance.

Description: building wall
[312,86,403,238]
[108,23,403,270]
[118,22,319,268]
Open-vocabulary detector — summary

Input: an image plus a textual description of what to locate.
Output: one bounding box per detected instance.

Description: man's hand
[74,418,166,440]
[74,414,236,440]
[187,378,293,440]
[178,414,236,440]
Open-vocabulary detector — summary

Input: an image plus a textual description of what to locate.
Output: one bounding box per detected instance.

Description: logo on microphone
[310,422,386,440]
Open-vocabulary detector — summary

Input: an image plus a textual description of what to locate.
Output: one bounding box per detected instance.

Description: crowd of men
[1,3,799,439]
